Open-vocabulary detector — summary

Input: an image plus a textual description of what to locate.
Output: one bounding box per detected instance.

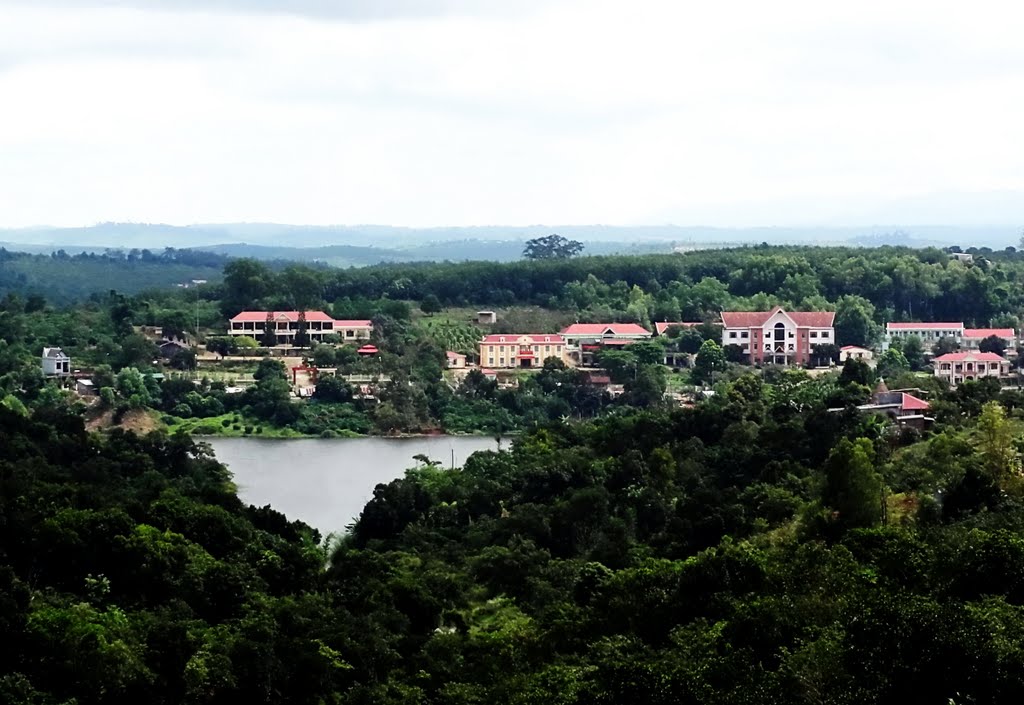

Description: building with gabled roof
[933,351,1011,386]
[479,334,571,369]
[41,347,71,377]
[228,311,371,344]
[720,307,835,366]
[654,321,703,336]
[962,328,1017,351]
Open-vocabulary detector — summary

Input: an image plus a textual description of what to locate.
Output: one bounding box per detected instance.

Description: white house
[839,345,874,363]
[41,347,71,376]
[932,351,1011,386]
[479,334,571,369]
[962,328,1017,351]
[720,307,835,366]
[446,351,467,368]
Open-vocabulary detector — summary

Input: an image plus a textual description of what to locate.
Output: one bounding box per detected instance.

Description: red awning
[517,351,536,358]
[357,345,379,354]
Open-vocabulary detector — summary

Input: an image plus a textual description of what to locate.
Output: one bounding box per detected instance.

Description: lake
[205,436,502,536]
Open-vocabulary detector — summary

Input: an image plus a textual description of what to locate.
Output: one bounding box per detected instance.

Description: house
[228,311,372,345]
[838,380,933,430]
[356,345,380,356]
[839,345,874,363]
[479,334,572,369]
[561,323,652,345]
[654,321,703,336]
[962,328,1017,352]
[932,351,1012,386]
[477,311,497,324]
[157,338,191,359]
[41,347,71,376]
[719,307,835,366]
[446,351,467,368]
[75,379,96,396]
[950,252,974,263]
[561,323,652,365]
[884,322,964,351]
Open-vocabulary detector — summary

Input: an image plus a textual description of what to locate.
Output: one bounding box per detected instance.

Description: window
[810,331,818,338]
[729,332,737,339]
[499,345,505,352]
[346,330,354,337]
[499,358,505,365]
[488,357,494,365]
[741,331,748,339]
[499,337,506,343]
[545,345,550,352]
[820,331,830,339]
[788,332,794,338]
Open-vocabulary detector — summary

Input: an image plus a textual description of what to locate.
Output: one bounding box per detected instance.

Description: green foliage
[692,339,727,384]
[523,234,584,260]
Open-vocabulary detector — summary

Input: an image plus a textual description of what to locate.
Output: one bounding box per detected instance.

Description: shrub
[244,426,253,434]
[192,424,219,435]
[221,418,231,427]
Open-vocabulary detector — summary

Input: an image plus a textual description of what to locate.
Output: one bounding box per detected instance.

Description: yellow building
[479,334,572,369]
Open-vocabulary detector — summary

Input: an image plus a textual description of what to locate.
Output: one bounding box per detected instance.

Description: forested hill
[0,248,229,304]
[6,375,1024,703]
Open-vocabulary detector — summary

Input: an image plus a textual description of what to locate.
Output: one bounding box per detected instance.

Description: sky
[1,0,1023,228]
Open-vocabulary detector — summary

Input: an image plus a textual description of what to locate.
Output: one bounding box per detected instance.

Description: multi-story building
[962,327,1017,351]
[932,351,1011,386]
[720,307,835,365]
[884,322,964,351]
[228,311,372,345]
[479,334,572,369]
[561,323,652,365]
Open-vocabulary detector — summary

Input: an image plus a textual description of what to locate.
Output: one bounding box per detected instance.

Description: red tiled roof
[561,323,651,336]
[901,393,931,411]
[932,351,1007,362]
[230,310,340,323]
[481,334,565,344]
[655,322,702,335]
[886,322,963,331]
[356,345,379,354]
[841,345,872,352]
[963,328,1015,339]
[446,351,465,360]
[333,320,373,328]
[720,307,835,328]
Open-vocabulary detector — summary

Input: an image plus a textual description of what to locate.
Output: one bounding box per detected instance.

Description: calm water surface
[206,436,501,535]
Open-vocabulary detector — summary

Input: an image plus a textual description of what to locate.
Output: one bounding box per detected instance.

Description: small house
[477,311,497,324]
[75,379,96,396]
[839,345,874,363]
[41,347,71,377]
[446,351,467,368]
[158,338,191,359]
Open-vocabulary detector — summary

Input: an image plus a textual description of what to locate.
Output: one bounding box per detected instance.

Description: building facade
[720,307,835,366]
[228,312,372,344]
[932,351,1011,386]
[479,334,571,369]
[41,347,71,376]
[884,322,964,351]
[962,328,1017,351]
[840,345,874,363]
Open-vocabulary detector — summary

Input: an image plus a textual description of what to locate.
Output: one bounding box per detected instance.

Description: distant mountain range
[1,223,1020,265]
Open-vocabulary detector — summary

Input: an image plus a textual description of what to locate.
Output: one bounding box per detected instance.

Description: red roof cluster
[561,323,651,336]
[963,328,1015,339]
[720,307,835,329]
[481,334,565,344]
[932,351,1007,362]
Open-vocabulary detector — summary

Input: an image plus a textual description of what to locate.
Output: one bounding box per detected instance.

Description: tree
[419,294,442,316]
[261,312,278,348]
[976,401,1017,484]
[979,335,1007,355]
[169,349,197,371]
[877,348,910,381]
[901,335,925,370]
[313,375,352,403]
[294,311,310,348]
[934,335,960,356]
[834,296,879,347]
[819,437,883,531]
[114,368,152,408]
[205,336,238,358]
[693,339,727,384]
[522,234,584,260]
[840,358,875,387]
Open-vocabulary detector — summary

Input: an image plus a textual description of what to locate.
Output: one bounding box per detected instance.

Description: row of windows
[486,345,559,353]
[728,330,830,339]
[493,337,555,344]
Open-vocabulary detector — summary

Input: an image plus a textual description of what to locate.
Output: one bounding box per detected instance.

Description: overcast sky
[1,0,1023,228]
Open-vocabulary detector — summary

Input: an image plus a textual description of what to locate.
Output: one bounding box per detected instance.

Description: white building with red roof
[560,323,652,345]
[479,334,571,369]
[654,321,703,336]
[884,322,964,350]
[720,307,835,366]
[228,311,371,344]
[932,351,1011,386]
[839,345,874,363]
[962,327,1017,351]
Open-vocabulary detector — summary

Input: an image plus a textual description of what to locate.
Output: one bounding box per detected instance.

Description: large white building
[720,307,835,366]
[884,322,1017,352]
[479,334,572,369]
[228,311,371,345]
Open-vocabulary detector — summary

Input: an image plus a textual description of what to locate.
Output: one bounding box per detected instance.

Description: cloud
[0,0,547,21]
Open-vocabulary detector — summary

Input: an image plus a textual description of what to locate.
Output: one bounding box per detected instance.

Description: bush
[255,427,263,434]
[192,424,219,435]
[244,425,253,434]
[172,403,194,418]
[233,424,241,431]
[221,418,232,427]
[160,414,176,425]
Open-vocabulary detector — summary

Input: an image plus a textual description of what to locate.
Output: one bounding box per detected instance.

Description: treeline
[6,367,1024,702]
[215,246,1022,339]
